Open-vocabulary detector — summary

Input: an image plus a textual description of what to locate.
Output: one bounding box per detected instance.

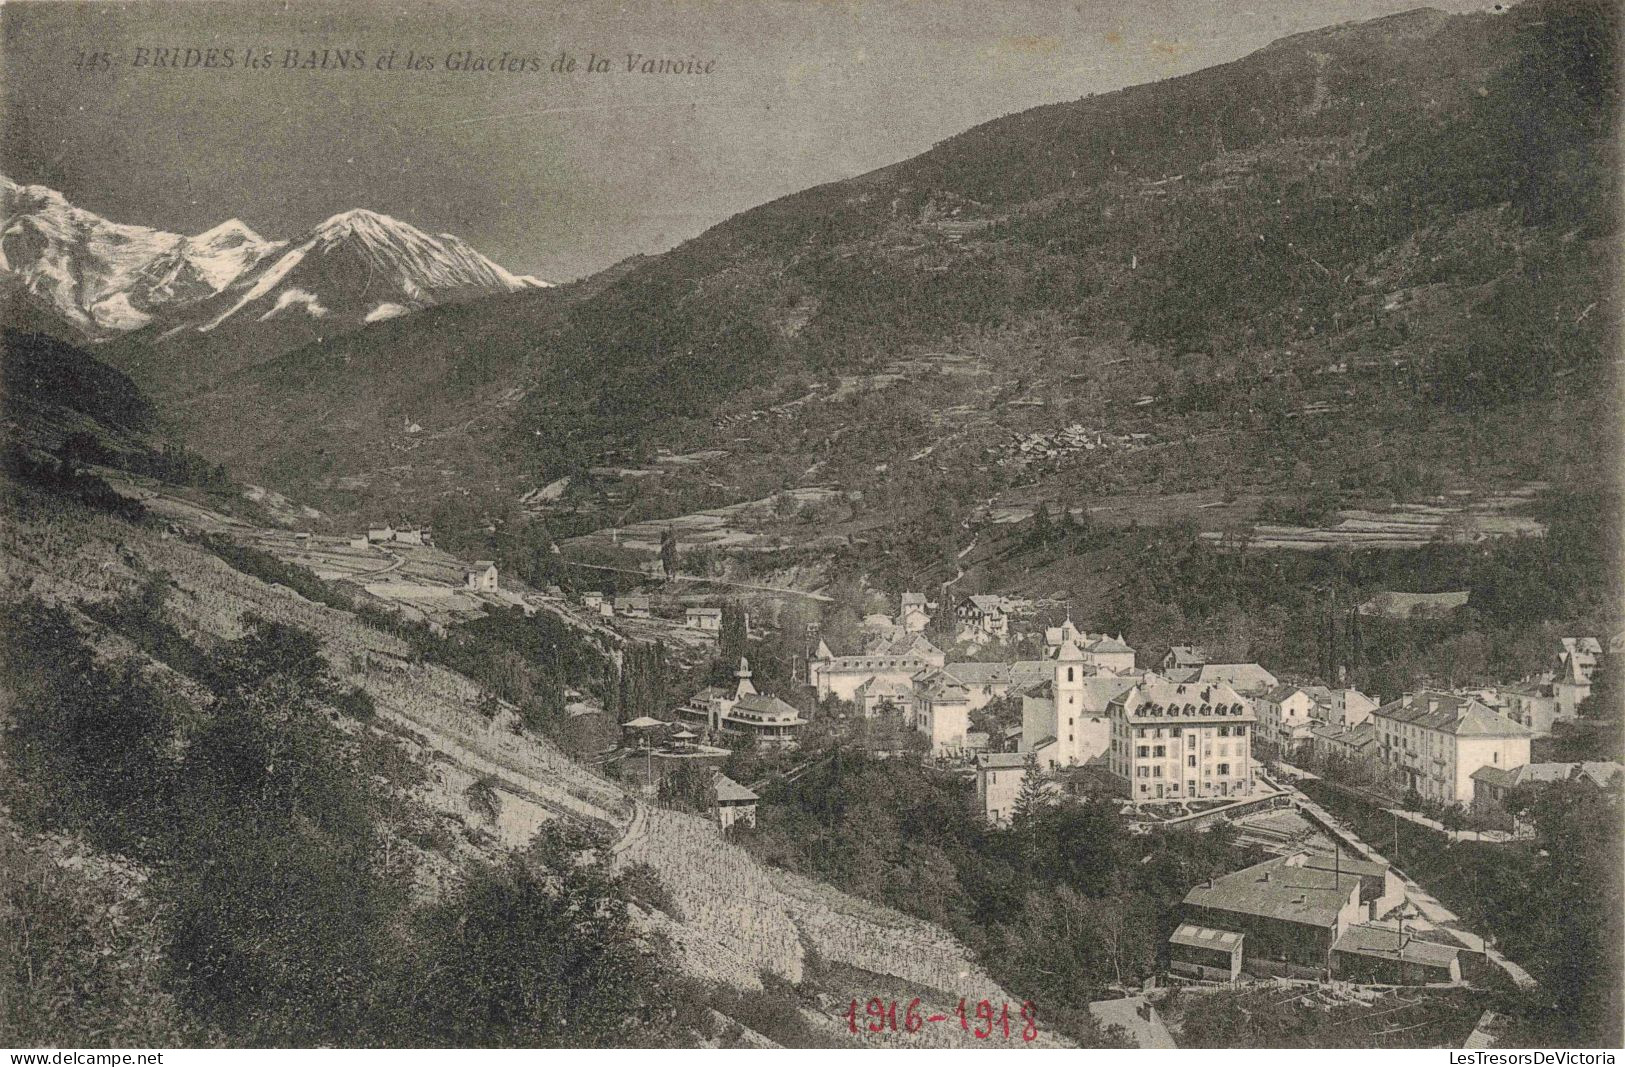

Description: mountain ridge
[76,0,1625,544]
[0,175,285,337]
[1,179,552,382]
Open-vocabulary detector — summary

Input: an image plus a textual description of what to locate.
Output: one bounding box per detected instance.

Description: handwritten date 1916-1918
[844,997,1038,1041]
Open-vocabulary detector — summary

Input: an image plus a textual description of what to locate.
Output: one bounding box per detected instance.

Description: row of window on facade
[1133,762,1235,777]
[1133,743,1244,759]
[1135,777,1248,795]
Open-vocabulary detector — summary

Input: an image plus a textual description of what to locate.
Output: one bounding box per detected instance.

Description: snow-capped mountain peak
[1,176,286,335]
[192,217,266,246]
[311,207,398,239]
[181,204,546,335]
[0,179,550,345]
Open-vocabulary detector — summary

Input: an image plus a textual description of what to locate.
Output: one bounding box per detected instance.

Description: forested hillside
[136,0,1617,543]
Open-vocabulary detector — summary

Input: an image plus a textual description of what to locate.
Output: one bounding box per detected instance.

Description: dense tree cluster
[0,599,693,1047]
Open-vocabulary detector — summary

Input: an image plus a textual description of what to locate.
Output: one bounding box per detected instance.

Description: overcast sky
[3,0,1494,280]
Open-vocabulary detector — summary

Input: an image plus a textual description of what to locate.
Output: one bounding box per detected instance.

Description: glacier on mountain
[1,176,548,342]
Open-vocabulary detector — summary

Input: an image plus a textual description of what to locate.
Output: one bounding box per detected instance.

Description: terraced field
[1199,484,1549,551]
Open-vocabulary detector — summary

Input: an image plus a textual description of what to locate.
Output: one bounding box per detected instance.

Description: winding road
[562,559,832,601]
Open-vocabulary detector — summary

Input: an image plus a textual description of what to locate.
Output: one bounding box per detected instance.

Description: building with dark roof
[1168,923,1244,981]
[712,772,759,830]
[1178,851,1366,979]
[1471,760,1624,822]
[1173,849,1429,983]
[613,594,651,618]
[675,658,805,749]
[1108,679,1257,802]
[1373,691,1532,805]
[1330,922,1462,985]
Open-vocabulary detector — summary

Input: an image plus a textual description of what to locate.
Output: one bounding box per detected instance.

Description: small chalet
[686,606,723,631]
[615,595,652,619]
[956,594,1013,642]
[899,591,932,633]
[465,561,499,591]
[1161,645,1209,672]
[713,772,759,830]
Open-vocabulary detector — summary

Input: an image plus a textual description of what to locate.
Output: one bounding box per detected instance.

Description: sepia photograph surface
[1,0,1620,1053]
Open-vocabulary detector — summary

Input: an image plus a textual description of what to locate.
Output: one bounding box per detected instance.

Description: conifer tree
[660,527,679,579]
[1027,502,1053,547]
[719,602,748,663]
[1012,751,1050,827]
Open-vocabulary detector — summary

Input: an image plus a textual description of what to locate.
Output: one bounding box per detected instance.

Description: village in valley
[587,570,1617,1043]
[13,419,1615,1049]
[177,468,1617,1045]
[3,0,1619,1052]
